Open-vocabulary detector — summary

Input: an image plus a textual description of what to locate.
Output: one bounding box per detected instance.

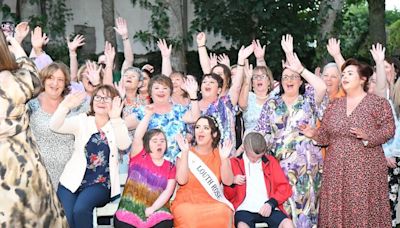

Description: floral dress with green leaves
[254,85,327,228]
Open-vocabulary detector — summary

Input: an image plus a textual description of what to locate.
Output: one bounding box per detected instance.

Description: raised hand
[108,96,124,119]
[67,34,85,52]
[281,34,293,54]
[238,44,254,64]
[104,41,116,65]
[283,52,304,75]
[157,39,172,58]
[196,32,206,46]
[86,61,101,86]
[182,77,199,99]
[326,38,341,58]
[31,26,49,51]
[114,81,126,99]
[386,157,397,168]
[219,139,233,159]
[370,43,385,63]
[243,59,253,82]
[209,52,217,68]
[142,64,154,74]
[114,17,129,39]
[176,133,189,153]
[217,53,230,67]
[253,39,266,59]
[14,22,30,44]
[62,92,87,110]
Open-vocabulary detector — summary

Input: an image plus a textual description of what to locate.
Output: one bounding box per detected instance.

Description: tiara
[207,115,220,129]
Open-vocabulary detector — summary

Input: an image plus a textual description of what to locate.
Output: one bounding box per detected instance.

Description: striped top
[115,149,176,227]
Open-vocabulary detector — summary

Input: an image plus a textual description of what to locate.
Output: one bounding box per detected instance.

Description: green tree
[191,0,320,75]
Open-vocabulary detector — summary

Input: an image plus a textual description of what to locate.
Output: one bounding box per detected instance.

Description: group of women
[0,18,399,228]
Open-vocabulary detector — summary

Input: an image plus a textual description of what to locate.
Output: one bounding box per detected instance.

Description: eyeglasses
[94,95,112,103]
[282,75,300,81]
[252,74,267,80]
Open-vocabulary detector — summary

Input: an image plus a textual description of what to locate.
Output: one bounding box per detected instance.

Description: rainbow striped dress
[115,149,176,227]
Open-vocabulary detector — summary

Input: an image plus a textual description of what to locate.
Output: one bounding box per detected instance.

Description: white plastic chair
[93,173,128,227]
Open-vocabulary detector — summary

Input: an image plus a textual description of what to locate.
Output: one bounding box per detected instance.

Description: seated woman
[224,132,293,228]
[50,85,131,228]
[172,116,234,227]
[114,104,176,228]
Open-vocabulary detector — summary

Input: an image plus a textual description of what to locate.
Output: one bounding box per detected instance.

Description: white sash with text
[188,151,234,211]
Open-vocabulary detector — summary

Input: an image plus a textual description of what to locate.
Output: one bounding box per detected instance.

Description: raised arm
[182,78,201,123]
[327,38,345,70]
[284,51,327,104]
[49,92,86,134]
[157,39,172,76]
[217,53,230,68]
[238,61,253,111]
[370,43,387,98]
[114,17,134,72]
[30,26,52,70]
[229,44,254,106]
[219,140,234,186]
[196,32,211,74]
[103,41,116,86]
[108,96,131,150]
[67,34,85,82]
[131,105,154,157]
[253,39,267,67]
[175,134,190,185]
[14,22,30,44]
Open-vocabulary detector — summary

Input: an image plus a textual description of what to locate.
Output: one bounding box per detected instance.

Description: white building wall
[3,0,230,54]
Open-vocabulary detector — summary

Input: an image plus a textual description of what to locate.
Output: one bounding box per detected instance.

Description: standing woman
[254,35,327,227]
[172,116,234,227]
[50,85,131,227]
[28,62,85,189]
[0,34,67,226]
[239,65,274,134]
[301,58,395,228]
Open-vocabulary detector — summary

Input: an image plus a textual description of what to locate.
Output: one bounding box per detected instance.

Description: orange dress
[171,148,233,228]
[318,89,346,159]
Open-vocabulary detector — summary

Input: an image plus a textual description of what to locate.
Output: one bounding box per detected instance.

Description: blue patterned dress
[254,85,326,228]
[201,95,237,149]
[134,104,189,163]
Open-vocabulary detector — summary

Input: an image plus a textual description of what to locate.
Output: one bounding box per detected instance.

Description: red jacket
[223,154,292,214]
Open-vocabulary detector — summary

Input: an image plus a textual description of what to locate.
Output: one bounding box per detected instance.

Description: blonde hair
[391,80,400,118]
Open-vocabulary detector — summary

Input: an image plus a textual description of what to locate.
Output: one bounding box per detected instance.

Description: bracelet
[190,97,198,101]
[299,67,306,75]
[237,63,245,67]
[197,45,206,48]
[122,37,129,41]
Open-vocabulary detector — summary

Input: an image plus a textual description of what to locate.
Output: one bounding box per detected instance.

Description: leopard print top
[0,57,68,227]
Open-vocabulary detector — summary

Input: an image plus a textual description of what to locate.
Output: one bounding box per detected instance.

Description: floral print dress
[254,85,326,228]
[134,104,189,163]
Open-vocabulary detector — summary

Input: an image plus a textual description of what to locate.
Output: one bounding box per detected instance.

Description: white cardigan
[49,105,131,197]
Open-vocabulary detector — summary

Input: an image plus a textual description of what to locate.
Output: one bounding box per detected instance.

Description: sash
[188,151,234,211]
